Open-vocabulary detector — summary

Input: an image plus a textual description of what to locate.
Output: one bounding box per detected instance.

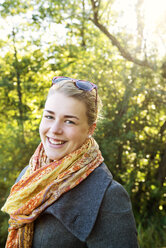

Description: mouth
[47,137,67,146]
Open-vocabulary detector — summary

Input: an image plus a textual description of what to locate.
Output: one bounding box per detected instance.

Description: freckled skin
[39,92,96,161]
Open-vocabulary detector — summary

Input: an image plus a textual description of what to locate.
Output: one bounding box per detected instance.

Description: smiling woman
[40,92,94,161]
[1,76,139,248]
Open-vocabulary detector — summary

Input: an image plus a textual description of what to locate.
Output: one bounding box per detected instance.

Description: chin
[47,153,64,161]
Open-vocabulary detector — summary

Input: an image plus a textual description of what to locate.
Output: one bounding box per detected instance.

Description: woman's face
[39,92,95,160]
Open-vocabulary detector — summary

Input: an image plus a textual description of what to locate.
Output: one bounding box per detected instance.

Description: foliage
[0,0,166,247]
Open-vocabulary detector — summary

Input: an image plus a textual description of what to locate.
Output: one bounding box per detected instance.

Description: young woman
[2,76,139,248]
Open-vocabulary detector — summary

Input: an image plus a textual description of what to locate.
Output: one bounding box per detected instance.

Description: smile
[48,137,66,145]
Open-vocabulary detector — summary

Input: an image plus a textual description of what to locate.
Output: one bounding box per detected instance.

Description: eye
[65,120,75,125]
[44,115,54,120]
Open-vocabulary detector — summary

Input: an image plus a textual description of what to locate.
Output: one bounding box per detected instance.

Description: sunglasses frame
[52,76,97,89]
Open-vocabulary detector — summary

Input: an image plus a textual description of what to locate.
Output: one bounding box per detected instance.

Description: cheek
[39,120,46,136]
[66,128,77,139]
[39,121,43,134]
[39,126,43,140]
[68,127,89,141]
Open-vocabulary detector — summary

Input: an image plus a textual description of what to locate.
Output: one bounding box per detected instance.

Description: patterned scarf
[1,137,103,248]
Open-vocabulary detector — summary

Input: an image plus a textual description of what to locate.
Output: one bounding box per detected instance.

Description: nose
[49,120,63,134]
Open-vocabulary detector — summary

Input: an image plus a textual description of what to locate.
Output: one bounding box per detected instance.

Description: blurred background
[0,0,166,247]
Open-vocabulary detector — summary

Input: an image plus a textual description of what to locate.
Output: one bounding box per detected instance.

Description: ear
[88,123,96,136]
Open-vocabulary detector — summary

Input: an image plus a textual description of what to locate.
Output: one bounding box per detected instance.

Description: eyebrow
[65,115,79,120]
[44,110,54,114]
[44,110,79,120]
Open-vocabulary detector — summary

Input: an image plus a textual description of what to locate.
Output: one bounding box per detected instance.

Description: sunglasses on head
[52,76,98,107]
[52,76,97,91]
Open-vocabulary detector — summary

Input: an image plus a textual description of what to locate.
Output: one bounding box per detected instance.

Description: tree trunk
[12,29,25,143]
[157,147,166,185]
[80,0,86,47]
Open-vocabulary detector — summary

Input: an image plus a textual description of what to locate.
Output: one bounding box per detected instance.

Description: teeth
[49,138,65,145]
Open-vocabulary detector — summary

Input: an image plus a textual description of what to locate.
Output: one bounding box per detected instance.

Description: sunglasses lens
[52,77,70,84]
[76,80,95,91]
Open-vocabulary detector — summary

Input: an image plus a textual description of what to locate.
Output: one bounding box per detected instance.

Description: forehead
[45,92,88,118]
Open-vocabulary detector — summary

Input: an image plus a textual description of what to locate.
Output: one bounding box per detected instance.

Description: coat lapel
[44,163,112,241]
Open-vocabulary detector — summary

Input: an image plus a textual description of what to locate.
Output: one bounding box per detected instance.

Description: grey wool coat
[16,163,139,248]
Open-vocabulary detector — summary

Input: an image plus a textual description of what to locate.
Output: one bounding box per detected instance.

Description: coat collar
[44,163,112,241]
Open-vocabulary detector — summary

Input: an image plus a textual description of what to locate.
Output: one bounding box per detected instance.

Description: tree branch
[90,0,156,70]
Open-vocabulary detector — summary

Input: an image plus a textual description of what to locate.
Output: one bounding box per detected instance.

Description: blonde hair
[47,80,102,126]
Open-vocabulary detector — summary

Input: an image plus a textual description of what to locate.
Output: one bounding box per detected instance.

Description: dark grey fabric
[16,163,139,248]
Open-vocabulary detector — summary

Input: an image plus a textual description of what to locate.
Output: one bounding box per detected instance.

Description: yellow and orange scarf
[1,137,103,248]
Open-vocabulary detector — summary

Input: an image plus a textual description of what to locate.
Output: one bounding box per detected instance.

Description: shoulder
[103,179,132,213]
[93,163,132,213]
[87,169,139,247]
